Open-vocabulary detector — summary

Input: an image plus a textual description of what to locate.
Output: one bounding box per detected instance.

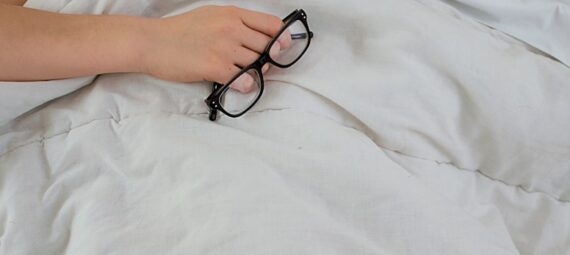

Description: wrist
[111,16,160,75]
[83,14,161,75]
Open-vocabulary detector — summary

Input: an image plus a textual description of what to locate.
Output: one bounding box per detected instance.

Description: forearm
[0,0,26,6]
[0,4,285,85]
[0,4,154,81]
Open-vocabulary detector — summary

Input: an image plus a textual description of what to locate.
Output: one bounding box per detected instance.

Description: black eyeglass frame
[205,9,314,121]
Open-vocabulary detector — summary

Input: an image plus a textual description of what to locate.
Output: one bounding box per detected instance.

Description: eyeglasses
[205,9,314,121]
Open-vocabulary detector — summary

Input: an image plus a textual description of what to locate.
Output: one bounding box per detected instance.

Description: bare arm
[1,0,26,6]
[0,3,152,81]
[0,3,285,88]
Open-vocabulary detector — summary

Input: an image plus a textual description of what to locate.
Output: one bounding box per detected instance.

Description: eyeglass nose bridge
[206,9,312,122]
[256,54,270,68]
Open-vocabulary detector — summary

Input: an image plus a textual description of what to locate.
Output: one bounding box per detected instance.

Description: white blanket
[1,0,569,254]
[436,0,570,66]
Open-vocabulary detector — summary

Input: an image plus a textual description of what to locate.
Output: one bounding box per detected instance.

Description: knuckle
[217,22,240,36]
[247,51,260,62]
[219,24,234,35]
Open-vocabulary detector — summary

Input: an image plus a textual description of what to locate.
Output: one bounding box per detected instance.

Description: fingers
[233,47,260,68]
[230,72,256,93]
[262,63,269,73]
[269,41,281,60]
[207,63,241,85]
[229,65,270,94]
[240,29,272,54]
[208,62,256,94]
[229,64,270,94]
[214,63,269,95]
[238,8,283,38]
[277,29,292,50]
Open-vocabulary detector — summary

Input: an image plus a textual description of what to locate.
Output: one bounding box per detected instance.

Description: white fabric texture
[0,77,93,125]
[435,0,570,66]
[1,0,569,254]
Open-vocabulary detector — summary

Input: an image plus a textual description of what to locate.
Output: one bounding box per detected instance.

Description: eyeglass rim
[212,67,265,118]
[205,9,313,120]
[265,9,313,68]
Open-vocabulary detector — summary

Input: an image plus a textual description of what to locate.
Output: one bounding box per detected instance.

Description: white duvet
[0,0,569,254]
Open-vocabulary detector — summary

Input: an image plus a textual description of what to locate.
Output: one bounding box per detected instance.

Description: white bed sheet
[435,0,570,66]
[0,77,93,125]
[1,0,569,254]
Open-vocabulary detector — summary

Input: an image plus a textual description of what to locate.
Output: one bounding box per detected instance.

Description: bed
[1,0,569,254]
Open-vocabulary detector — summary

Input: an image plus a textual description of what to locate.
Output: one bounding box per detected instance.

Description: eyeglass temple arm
[291,31,314,40]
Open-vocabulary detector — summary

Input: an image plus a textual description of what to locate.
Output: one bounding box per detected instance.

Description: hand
[142,5,290,92]
[0,4,291,83]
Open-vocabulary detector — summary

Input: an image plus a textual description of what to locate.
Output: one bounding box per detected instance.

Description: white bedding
[435,0,570,66]
[1,0,569,254]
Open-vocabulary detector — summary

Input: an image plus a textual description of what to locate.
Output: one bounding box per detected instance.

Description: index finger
[238,8,284,38]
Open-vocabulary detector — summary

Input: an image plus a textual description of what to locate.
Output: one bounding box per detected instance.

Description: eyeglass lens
[270,20,310,66]
[220,68,262,115]
[215,11,311,117]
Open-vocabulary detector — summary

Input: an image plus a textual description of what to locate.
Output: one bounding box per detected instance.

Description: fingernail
[278,30,292,49]
[231,73,254,93]
[270,42,281,59]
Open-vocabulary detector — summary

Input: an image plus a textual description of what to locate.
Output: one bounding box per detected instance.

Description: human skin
[0,2,291,92]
